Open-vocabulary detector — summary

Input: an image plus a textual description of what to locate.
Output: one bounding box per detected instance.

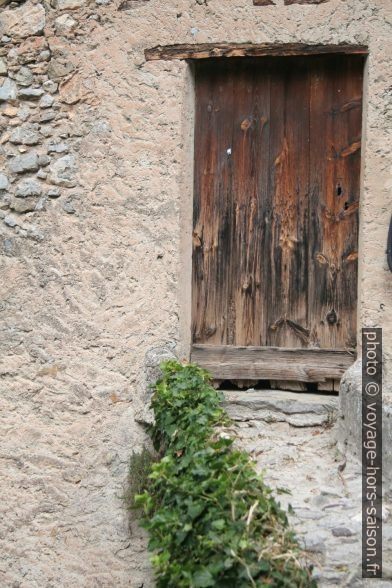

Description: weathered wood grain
[274,380,308,392]
[317,378,336,392]
[192,56,363,380]
[229,62,270,345]
[267,59,310,347]
[192,64,234,344]
[308,56,362,350]
[145,43,368,62]
[191,344,355,382]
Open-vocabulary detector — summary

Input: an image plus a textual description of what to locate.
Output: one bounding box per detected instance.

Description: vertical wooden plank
[229,60,271,346]
[192,62,215,343]
[266,60,285,347]
[267,58,310,348]
[286,59,310,348]
[192,62,234,344]
[339,56,363,351]
[309,56,362,351]
[325,57,351,351]
[308,57,333,349]
[255,62,272,346]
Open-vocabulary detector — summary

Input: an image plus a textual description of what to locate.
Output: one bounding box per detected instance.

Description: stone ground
[229,390,392,587]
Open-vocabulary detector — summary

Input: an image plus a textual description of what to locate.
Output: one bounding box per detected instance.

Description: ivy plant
[134,360,316,587]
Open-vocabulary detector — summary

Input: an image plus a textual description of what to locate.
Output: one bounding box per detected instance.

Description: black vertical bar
[362,327,382,578]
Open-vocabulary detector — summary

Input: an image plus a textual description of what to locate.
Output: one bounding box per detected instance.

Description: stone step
[221,389,338,427]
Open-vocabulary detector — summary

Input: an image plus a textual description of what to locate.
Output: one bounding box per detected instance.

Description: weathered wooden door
[191,55,364,386]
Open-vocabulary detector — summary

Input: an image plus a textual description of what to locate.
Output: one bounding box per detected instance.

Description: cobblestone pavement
[236,419,392,587]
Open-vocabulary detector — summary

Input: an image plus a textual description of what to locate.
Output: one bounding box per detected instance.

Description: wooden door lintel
[145,42,368,62]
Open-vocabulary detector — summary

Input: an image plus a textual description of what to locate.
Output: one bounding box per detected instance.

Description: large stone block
[17,37,48,65]
[54,14,77,35]
[338,360,392,498]
[51,0,86,9]
[144,344,177,394]
[18,87,44,100]
[135,344,177,425]
[10,124,40,146]
[47,59,75,81]
[15,179,42,198]
[9,152,39,174]
[10,196,37,213]
[0,2,45,39]
[0,58,7,76]
[222,389,338,427]
[13,66,34,87]
[0,174,9,190]
[49,154,77,187]
[0,78,17,101]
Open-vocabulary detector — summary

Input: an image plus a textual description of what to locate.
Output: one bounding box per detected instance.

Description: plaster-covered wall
[0,0,391,585]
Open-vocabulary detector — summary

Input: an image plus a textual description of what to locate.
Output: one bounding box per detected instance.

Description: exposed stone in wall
[118,0,149,9]
[253,0,275,6]
[0,2,45,38]
[135,343,177,424]
[285,0,329,5]
[144,343,177,394]
[0,3,71,231]
[254,0,329,5]
[0,0,104,242]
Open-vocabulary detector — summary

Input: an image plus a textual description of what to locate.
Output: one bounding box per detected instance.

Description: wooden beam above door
[191,345,355,383]
[145,42,368,62]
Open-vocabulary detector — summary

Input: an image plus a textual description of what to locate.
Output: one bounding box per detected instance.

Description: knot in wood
[326,310,337,325]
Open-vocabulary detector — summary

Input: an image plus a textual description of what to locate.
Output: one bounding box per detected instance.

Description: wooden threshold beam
[191,345,355,383]
[145,43,368,62]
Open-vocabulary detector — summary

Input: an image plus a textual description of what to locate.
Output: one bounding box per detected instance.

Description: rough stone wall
[1,0,392,586]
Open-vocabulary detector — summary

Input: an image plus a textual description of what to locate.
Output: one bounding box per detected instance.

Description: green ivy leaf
[192,569,215,587]
[211,519,225,530]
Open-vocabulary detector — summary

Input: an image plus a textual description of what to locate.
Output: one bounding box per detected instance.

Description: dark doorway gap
[215,379,338,395]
